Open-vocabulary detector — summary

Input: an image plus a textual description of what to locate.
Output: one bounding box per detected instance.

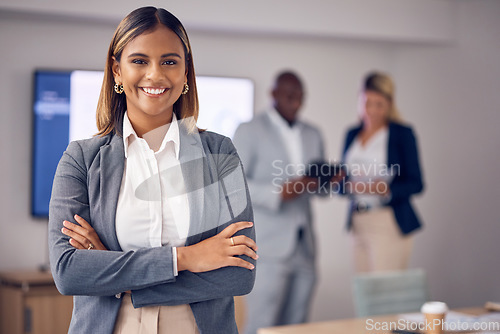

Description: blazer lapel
[178,124,207,246]
[387,122,397,167]
[98,134,125,251]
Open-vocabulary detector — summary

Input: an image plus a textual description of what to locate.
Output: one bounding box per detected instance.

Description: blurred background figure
[233,71,325,333]
[340,71,424,273]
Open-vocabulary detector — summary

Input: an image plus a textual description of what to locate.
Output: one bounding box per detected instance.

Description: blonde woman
[341,72,424,273]
[49,7,256,333]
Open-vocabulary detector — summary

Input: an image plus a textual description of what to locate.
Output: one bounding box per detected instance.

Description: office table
[0,270,73,334]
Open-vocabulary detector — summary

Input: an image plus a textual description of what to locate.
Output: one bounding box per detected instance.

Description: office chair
[352,268,429,317]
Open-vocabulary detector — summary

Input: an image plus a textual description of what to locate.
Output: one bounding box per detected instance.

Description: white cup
[421,302,448,334]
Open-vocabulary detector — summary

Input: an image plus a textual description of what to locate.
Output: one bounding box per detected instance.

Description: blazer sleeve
[48,141,177,297]
[232,122,282,212]
[130,137,256,307]
[387,126,424,204]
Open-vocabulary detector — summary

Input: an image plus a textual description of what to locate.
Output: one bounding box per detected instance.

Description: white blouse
[115,112,190,275]
[344,127,392,208]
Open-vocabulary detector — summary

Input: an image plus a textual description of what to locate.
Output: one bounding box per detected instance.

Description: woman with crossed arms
[49,7,257,333]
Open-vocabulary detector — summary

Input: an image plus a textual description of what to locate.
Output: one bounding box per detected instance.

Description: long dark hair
[96,7,199,136]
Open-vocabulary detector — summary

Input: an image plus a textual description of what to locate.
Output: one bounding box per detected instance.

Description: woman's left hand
[61,214,108,251]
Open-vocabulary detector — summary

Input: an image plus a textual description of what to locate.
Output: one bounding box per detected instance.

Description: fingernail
[74,214,79,219]
[63,221,69,227]
[250,264,255,270]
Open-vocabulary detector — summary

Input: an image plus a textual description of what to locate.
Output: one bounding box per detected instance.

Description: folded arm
[131,215,256,307]
[49,142,177,296]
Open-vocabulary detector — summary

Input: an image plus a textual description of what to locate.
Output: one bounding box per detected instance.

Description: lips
[141,87,167,95]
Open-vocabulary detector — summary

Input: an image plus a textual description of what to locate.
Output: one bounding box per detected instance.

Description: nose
[364,102,376,116]
[287,93,302,108]
[365,106,374,116]
[145,63,164,82]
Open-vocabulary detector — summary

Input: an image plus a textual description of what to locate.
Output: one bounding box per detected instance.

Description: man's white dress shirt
[267,108,304,176]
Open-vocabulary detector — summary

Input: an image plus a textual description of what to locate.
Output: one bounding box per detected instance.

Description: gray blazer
[49,124,255,334]
[233,112,325,260]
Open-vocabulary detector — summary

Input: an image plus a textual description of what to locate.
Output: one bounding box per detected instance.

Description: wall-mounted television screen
[32,70,254,217]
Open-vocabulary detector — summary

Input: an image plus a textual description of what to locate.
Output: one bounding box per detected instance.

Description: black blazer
[342,122,424,235]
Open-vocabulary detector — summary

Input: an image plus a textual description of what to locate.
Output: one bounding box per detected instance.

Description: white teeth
[143,88,165,95]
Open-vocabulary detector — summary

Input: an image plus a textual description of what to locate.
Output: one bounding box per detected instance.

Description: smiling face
[112,25,187,136]
[359,90,391,129]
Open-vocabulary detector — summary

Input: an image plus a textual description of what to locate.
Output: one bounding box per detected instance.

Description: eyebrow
[127,52,182,59]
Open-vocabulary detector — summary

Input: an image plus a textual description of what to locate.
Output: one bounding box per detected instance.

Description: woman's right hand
[62,214,108,251]
[176,221,257,273]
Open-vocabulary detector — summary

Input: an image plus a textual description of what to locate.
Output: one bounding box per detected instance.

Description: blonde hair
[362,71,402,122]
[96,7,199,136]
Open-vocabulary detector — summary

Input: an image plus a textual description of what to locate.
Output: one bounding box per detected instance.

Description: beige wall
[391,0,500,310]
[0,0,499,322]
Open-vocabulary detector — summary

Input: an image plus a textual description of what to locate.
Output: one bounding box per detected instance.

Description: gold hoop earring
[181,83,189,95]
[114,83,124,94]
